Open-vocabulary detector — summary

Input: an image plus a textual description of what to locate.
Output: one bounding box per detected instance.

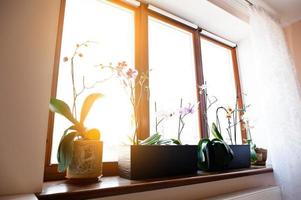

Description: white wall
[0,0,60,195]
[285,20,301,85]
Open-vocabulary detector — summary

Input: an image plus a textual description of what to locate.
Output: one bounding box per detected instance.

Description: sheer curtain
[242,6,301,200]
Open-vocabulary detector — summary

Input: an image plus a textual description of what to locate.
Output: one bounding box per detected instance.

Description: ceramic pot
[66,140,103,179]
[255,148,267,166]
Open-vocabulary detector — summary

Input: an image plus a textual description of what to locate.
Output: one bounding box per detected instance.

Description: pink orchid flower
[126,68,138,80]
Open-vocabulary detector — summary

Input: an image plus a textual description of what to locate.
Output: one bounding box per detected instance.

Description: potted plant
[242,110,267,166]
[197,122,234,171]
[197,84,251,171]
[106,61,198,179]
[50,93,103,179]
[49,41,106,179]
[118,99,198,180]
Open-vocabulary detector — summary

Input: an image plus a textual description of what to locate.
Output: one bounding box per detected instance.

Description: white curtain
[240,6,301,200]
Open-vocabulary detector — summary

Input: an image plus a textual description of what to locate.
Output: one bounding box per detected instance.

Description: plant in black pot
[118,97,199,180]
[197,84,251,171]
[197,123,234,171]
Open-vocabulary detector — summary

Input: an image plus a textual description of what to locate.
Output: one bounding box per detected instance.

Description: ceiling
[139,0,301,43]
[262,0,301,26]
[141,0,250,43]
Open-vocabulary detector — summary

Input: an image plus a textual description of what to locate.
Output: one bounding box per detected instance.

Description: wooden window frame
[44,0,244,181]
[44,0,140,181]
[199,35,246,141]
[147,8,205,140]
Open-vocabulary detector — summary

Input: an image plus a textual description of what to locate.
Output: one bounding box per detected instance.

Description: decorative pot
[118,145,198,180]
[66,140,103,179]
[254,148,267,166]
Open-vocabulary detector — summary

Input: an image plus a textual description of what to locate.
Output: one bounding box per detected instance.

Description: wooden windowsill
[36,166,273,200]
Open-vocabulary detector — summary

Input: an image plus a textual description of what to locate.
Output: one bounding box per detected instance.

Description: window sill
[37,166,273,200]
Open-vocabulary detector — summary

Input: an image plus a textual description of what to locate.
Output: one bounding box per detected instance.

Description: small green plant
[242,112,257,163]
[50,93,103,172]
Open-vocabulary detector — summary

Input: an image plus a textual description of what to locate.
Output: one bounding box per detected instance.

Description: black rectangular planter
[118,145,198,180]
[227,145,251,169]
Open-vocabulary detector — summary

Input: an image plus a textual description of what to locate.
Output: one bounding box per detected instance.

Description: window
[51,0,135,164]
[45,0,243,180]
[148,17,200,144]
[200,37,244,144]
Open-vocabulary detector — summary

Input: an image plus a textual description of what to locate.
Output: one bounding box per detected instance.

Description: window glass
[148,17,200,144]
[51,0,135,163]
[200,38,241,144]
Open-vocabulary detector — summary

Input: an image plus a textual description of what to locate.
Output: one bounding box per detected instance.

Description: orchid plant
[199,82,218,137]
[97,61,148,145]
[174,99,196,144]
[197,83,234,170]
[208,89,257,163]
[197,83,257,168]
[240,101,257,163]
[138,103,175,146]
[199,82,244,145]
[50,41,105,172]
[215,97,251,145]
[62,41,110,116]
[142,99,197,145]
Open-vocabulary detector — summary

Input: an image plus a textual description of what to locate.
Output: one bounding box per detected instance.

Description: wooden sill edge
[36,166,273,200]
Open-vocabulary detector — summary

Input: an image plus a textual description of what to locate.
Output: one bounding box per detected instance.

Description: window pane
[200,38,241,144]
[148,17,200,144]
[51,0,135,163]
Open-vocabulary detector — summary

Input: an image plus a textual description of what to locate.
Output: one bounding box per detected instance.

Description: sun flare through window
[51,0,135,163]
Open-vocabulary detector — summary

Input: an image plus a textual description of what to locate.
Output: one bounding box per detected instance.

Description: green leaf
[63,125,76,137]
[49,98,78,124]
[249,144,257,163]
[171,139,182,145]
[157,139,173,145]
[197,139,210,170]
[80,93,104,124]
[148,134,161,145]
[140,133,161,145]
[247,139,257,162]
[212,138,234,160]
[139,133,158,145]
[211,139,233,166]
[57,132,78,172]
[211,122,224,140]
[127,135,134,144]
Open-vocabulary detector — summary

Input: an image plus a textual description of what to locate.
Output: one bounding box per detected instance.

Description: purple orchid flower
[179,103,195,116]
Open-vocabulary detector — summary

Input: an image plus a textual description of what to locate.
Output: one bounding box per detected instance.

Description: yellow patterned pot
[66,140,103,179]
